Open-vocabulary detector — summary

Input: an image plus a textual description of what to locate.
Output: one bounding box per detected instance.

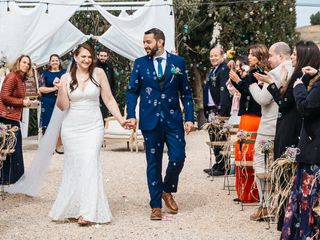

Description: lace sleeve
[39,72,46,87]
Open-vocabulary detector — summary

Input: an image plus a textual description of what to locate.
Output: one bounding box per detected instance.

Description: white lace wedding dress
[48,72,112,223]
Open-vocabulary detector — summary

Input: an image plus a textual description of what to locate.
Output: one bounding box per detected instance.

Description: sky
[296,0,320,27]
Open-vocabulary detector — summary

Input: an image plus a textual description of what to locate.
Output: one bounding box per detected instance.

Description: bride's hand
[123,118,137,129]
[121,119,133,129]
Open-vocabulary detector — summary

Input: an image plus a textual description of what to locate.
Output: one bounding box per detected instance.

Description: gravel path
[0,131,280,240]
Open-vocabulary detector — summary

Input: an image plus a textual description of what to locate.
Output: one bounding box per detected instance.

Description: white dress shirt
[207,89,215,107]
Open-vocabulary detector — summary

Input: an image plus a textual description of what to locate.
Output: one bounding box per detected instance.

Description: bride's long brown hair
[69,43,100,92]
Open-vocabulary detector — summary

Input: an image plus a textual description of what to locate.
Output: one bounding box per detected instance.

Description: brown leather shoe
[250,207,268,221]
[162,192,178,214]
[150,208,162,220]
[261,208,275,221]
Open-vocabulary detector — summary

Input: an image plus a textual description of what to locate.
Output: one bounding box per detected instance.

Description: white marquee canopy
[0,0,175,65]
[0,0,175,138]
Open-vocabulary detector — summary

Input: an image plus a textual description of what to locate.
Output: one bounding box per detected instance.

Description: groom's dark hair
[145,28,165,46]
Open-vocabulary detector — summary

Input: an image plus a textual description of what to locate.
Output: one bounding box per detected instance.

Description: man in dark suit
[126,28,194,220]
[96,48,115,119]
[203,47,232,176]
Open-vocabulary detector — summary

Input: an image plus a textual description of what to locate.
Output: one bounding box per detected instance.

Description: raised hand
[23,98,31,107]
[53,77,62,89]
[302,66,318,76]
[280,65,289,87]
[229,70,241,83]
[253,71,272,84]
[227,60,236,71]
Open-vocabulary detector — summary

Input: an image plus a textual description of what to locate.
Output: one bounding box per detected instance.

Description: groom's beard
[146,46,160,56]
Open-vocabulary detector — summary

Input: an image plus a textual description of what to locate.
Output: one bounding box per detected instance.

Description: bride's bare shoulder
[61,73,68,80]
[59,73,70,86]
[94,68,108,84]
[95,67,105,76]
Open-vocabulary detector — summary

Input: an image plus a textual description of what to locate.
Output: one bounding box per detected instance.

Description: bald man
[250,42,293,221]
[203,47,232,176]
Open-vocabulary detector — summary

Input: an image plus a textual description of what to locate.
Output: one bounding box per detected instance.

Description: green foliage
[175,0,299,67]
[310,11,320,25]
[213,0,298,55]
[28,109,38,136]
[174,0,214,125]
[173,0,298,125]
[111,58,132,114]
[70,10,111,36]
[93,42,132,114]
[174,0,213,79]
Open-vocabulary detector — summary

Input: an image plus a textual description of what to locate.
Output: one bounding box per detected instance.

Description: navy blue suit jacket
[126,51,194,131]
[203,61,232,119]
[293,79,320,165]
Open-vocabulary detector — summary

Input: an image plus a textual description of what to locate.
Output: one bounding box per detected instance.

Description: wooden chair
[123,101,145,153]
[256,147,275,229]
[204,116,230,181]
[236,132,260,210]
[104,117,134,152]
[132,128,145,152]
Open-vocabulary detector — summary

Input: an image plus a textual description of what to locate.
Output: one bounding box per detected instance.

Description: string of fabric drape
[94,0,175,61]
[0,0,175,64]
[0,0,86,65]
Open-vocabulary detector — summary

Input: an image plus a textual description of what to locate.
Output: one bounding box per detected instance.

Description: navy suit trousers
[142,119,186,208]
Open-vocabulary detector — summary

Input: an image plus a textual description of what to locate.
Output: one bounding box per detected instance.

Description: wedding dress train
[7,71,112,223]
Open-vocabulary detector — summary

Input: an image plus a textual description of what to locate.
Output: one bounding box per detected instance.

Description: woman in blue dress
[39,54,66,153]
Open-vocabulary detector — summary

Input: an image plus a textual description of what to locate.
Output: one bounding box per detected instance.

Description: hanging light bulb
[7,1,10,12]
[45,3,49,14]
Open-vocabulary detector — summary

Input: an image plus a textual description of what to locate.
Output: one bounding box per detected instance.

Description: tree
[213,0,299,55]
[310,11,320,25]
[174,0,214,126]
[174,0,298,126]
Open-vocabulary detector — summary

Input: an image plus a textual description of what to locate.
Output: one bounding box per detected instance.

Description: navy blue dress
[39,69,66,131]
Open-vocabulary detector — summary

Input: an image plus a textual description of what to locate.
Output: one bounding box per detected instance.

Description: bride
[8,43,127,226]
[51,43,127,225]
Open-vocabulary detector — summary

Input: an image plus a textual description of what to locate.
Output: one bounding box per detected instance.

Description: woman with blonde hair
[0,54,32,184]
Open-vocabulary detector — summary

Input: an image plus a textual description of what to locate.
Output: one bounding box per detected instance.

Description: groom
[126,28,194,220]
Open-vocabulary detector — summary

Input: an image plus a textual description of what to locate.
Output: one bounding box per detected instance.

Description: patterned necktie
[156,57,163,79]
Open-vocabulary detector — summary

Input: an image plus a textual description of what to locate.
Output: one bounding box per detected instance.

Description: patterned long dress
[281,163,320,240]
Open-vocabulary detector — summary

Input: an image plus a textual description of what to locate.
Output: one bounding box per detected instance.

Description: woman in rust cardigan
[0,54,32,184]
